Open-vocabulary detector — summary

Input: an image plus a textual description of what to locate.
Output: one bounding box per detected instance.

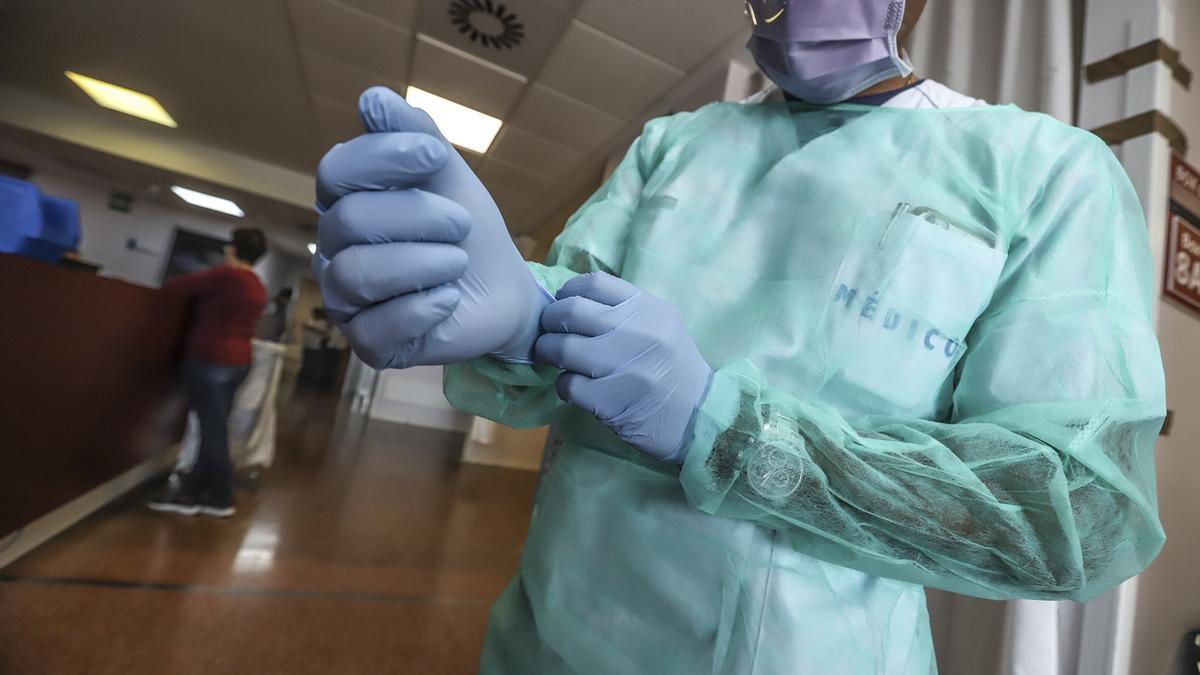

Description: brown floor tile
[0,583,489,674]
[1,391,537,673]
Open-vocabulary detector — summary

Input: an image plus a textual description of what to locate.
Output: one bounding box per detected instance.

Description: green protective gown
[445,100,1166,674]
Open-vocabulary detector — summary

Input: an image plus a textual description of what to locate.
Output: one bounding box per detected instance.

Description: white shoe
[146,493,200,516]
[198,504,236,518]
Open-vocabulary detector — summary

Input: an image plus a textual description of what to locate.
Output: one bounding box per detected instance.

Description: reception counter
[0,253,188,561]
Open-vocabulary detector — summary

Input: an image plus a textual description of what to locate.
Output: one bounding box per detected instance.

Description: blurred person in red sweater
[149,228,268,517]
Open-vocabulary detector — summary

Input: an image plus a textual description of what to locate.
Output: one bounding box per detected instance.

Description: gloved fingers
[340,284,461,370]
[358,86,444,138]
[555,271,641,306]
[554,372,605,417]
[535,333,619,379]
[316,132,449,212]
[540,295,633,337]
[322,243,468,316]
[318,189,471,257]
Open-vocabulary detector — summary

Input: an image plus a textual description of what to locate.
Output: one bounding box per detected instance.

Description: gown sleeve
[679,135,1167,602]
[443,121,669,428]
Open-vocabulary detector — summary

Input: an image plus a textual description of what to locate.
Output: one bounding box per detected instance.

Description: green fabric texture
[444,100,1166,674]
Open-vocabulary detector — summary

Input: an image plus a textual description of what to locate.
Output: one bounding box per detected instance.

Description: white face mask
[745,0,914,104]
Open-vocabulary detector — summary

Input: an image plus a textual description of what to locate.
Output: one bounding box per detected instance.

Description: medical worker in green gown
[309,0,1167,671]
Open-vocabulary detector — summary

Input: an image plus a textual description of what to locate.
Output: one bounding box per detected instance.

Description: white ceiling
[0,125,323,258]
[0,0,749,238]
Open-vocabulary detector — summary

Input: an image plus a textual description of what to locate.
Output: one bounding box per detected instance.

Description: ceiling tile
[415,0,571,79]
[537,21,684,120]
[576,0,747,71]
[311,95,365,149]
[475,157,553,229]
[488,125,585,180]
[507,84,623,155]
[337,0,419,28]
[460,149,485,172]
[410,35,527,119]
[0,0,321,172]
[301,49,406,108]
[288,0,411,79]
[535,0,579,12]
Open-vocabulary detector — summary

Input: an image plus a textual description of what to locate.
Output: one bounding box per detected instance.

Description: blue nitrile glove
[312,86,550,369]
[534,272,713,463]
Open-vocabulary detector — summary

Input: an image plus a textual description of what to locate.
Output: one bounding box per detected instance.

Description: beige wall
[1130,1,1200,672]
[276,277,322,396]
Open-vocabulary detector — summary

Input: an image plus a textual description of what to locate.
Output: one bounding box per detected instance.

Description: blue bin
[17,237,68,263]
[0,175,44,255]
[39,194,81,251]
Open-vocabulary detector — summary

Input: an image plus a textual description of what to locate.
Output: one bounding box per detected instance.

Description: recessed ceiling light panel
[65,71,178,128]
[170,186,244,218]
[405,86,503,154]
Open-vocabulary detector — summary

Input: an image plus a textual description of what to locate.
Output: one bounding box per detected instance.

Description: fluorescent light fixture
[65,71,178,128]
[307,242,317,255]
[170,186,244,218]
[405,86,502,153]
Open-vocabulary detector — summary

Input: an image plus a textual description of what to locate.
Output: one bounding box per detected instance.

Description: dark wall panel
[0,253,188,537]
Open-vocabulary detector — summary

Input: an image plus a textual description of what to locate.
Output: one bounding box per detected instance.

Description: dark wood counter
[0,253,188,537]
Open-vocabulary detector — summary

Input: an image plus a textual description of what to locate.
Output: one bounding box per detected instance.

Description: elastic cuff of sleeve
[528,261,581,298]
[679,359,762,508]
[453,357,560,389]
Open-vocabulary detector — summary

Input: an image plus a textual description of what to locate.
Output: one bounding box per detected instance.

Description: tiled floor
[0,393,538,674]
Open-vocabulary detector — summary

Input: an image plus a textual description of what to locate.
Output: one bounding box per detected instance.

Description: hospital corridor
[1,393,537,672]
[2,1,1200,674]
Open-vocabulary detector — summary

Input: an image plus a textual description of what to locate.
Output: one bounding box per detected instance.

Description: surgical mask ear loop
[886,1,915,79]
[744,0,789,27]
[896,47,916,80]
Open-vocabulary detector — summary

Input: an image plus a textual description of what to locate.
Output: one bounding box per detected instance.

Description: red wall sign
[1166,155,1200,317]
[1172,154,1200,202]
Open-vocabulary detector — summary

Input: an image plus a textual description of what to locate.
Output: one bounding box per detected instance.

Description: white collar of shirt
[744,80,988,110]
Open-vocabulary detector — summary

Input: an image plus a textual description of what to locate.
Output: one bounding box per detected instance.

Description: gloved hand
[535,272,713,463]
[312,86,550,369]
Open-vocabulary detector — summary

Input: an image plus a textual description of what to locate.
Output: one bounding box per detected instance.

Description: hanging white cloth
[907,0,1076,123]
[175,339,288,472]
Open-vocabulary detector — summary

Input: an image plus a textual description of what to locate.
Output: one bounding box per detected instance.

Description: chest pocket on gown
[820,204,1007,419]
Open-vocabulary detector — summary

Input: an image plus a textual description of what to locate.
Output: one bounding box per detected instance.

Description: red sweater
[165,266,267,366]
